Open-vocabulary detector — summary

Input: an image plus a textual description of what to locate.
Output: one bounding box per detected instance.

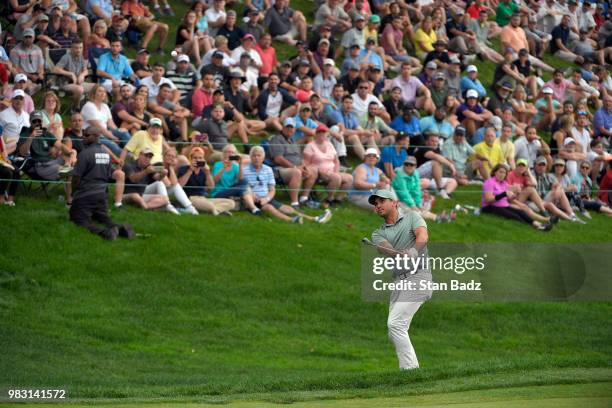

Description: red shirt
[255,44,277,77]
[598,168,612,205]
[507,170,529,187]
[466,4,487,19]
[191,88,213,118]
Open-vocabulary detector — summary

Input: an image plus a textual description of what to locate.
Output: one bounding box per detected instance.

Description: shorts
[427,178,450,190]
[255,198,282,209]
[134,17,156,32]
[35,157,65,180]
[101,79,134,93]
[417,161,434,179]
[273,26,298,42]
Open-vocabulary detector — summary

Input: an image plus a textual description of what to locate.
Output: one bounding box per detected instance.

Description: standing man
[368,188,432,370]
[70,127,133,241]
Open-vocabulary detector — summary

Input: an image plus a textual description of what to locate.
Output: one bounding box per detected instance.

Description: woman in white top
[80,85,131,155]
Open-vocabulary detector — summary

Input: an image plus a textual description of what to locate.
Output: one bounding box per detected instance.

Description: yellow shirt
[412,28,436,57]
[495,139,515,166]
[124,130,165,163]
[473,141,504,174]
[363,27,379,44]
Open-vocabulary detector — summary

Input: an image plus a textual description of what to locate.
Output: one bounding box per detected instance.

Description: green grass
[2,1,612,406]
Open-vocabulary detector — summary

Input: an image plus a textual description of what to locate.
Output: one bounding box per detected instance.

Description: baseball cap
[227,10,237,17]
[455,10,464,16]
[283,117,296,127]
[177,54,190,63]
[576,111,588,116]
[354,14,365,22]
[137,48,149,55]
[425,61,437,70]
[490,116,503,131]
[38,14,49,22]
[324,58,335,67]
[12,89,25,99]
[15,73,27,83]
[364,147,380,158]
[434,72,445,80]
[366,37,376,45]
[240,52,252,60]
[501,81,514,90]
[299,59,310,66]
[348,62,359,71]
[318,38,330,46]
[450,55,461,64]
[212,51,224,59]
[564,138,576,145]
[554,158,566,166]
[30,110,43,121]
[516,158,528,167]
[242,33,255,41]
[535,156,548,165]
[455,125,466,135]
[368,188,398,205]
[349,43,360,49]
[466,89,479,99]
[404,156,417,165]
[228,71,245,80]
[466,65,478,73]
[542,87,554,94]
[281,61,292,68]
[300,104,312,111]
[369,14,381,23]
[149,117,163,127]
[518,48,529,56]
[433,39,446,46]
[316,123,329,133]
[23,28,35,37]
[140,147,154,156]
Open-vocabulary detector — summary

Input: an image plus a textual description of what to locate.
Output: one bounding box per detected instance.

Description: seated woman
[349,148,390,210]
[243,146,331,223]
[89,20,111,50]
[392,155,445,222]
[481,164,555,231]
[510,85,537,128]
[571,160,612,219]
[176,146,236,215]
[302,125,353,206]
[210,144,250,201]
[161,147,199,215]
[550,157,588,223]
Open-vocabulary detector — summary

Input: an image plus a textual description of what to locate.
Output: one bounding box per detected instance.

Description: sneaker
[290,202,300,209]
[118,224,135,239]
[152,5,161,15]
[439,189,450,199]
[251,208,261,215]
[163,6,174,16]
[339,165,353,173]
[101,226,119,241]
[581,210,592,220]
[166,204,181,215]
[292,215,304,224]
[570,214,587,224]
[184,205,199,215]
[298,196,309,205]
[549,215,560,224]
[305,199,321,209]
[3,201,15,207]
[113,203,125,211]
[59,165,74,177]
[538,221,554,231]
[314,209,332,224]
[467,179,484,185]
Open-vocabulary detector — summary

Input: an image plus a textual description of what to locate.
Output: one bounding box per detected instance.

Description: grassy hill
[1,0,612,406]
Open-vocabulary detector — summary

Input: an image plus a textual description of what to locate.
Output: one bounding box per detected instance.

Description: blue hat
[283,118,296,127]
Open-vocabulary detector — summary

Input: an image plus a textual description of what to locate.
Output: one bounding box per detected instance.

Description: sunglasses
[365,154,378,158]
[358,86,369,89]
[554,163,565,167]
[404,163,415,167]
[581,166,591,169]
[536,163,546,166]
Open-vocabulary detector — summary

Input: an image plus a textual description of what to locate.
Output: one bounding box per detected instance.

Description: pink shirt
[191,88,213,118]
[482,177,510,207]
[303,140,337,174]
[544,79,571,102]
[390,75,423,104]
[507,170,529,187]
[255,44,277,77]
[380,24,403,55]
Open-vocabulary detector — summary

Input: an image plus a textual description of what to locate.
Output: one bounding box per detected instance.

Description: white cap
[364,147,380,158]
[14,73,27,83]
[542,87,554,94]
[466,89,479,99]
[466,65,478,73]
[324,58,335,67]
[177,54,190,63]
[11,89,25,99]
[563,138,576,146]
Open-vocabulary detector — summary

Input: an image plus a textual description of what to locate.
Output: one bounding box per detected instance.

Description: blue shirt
[419,116,455,141]
[243,163,275,198]
[460,76,487,98]
[390,115,421,135]
[378,145,407,172]
[211,161,239,197]
[86,0,113,18]
[97,52,134,80]
[358,50,384,71]
[292,115,318,143]
[332,109,359,130]
[593,107,612,137]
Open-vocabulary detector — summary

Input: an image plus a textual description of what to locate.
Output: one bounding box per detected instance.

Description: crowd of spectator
[1,0,612,238]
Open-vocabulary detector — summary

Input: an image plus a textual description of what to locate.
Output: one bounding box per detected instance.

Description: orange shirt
[500,25,528,53]
[121,1,149,17]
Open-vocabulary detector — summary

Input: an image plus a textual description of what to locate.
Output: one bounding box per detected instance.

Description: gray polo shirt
[199,118,229,150]
[268,133,302,166]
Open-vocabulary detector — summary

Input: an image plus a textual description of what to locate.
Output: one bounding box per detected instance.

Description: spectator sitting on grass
[456,89,493,139]
[303,124,354,206]
[113,84,149,134]
[177,146,236,215]
[269,118,318,208]
[210,144,253,204]
[244,145,332,223]
[378,132,411,180]
[473,126,505,176]
[349,148,390,209]
[119,117,169,166]
[419,106,455,144]
[147,83,191,142]
[415,132,458,199]
[256,73,299,131]
[96,39,140,100]
[441,125,487,185]
[122,147,180,214]
[0,90,30,156]
[571,160,612,218]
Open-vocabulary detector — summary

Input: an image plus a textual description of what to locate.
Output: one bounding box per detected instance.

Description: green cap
[368,188,398,205]
[369,14,381,24]
[516,158,528,167]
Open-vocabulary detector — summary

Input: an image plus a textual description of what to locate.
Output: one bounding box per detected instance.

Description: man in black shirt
[424,40,451,70]
[550,15,584,64]
[70,127,133,241]
[486,81,514,117]
[200,52,230,88]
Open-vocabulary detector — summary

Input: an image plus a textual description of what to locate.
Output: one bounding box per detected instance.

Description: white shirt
[576,8,596,32]
[265,91,283,118]
[201,48,236,67]
[571,126,590,155]
[231,68,258,93]
[350,93,383,119]
[205,8,226,35]
[0,107,30,155]
[230,46,263,72]
[141,76,176,103]
[81,101,112,130]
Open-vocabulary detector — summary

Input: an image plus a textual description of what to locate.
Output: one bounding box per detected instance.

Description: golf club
[362,238,403,255]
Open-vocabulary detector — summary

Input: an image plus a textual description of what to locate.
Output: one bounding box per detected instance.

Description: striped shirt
[243,164,275,198]
[166,69,199,96]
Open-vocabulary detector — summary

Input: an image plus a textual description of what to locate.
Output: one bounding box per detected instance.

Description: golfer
[369,188,432,370]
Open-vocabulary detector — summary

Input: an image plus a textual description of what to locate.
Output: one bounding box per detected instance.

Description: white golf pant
[143,181,169,197]
[387,300,423,370]
[166,183,193,208]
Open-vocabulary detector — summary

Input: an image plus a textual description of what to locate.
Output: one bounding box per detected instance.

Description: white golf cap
[364,147,380,158]
[564,138,576,145]
[149,117,163,127]
[12,89,25,99]
[466,89,479,99]
[466,65,478,73]
[14,73,27,83]
[177,54,190,63]
[323,58,335,67]
[542,87,554,94]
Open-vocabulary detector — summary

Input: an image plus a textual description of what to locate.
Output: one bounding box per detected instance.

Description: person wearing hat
[166,54,199,102]
[241,8,265,43]
[230,34,263,75]
[119,117,168,165]
[255,73,299,131]
[291,104,318,144]
[501,13,555,73]
[389,103,422,141]
[525,15,552,60]
[368,187,432,370]
[122,146,180,215]
[0,90,30,156]
[416,61,437,89]
[339,14,366,57]
[69,126,134,241]
[486,81,514,118]
[303,123,353,206]
[457,89,493,137]
[571,158,612,218]
[352,80,389,122]
[2,73,34,114]
[313,58,337,100]
[349,147,390,209]
[533,86,562,131]
[557,137,586,178]
[263,0,308,46]
[446,9,482,58]
[423,39,451,70]
[9,28,45,94]
[550,156,589,221]
[442,125,487,184]
[460,65,487,100]
[358,37,385,73]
